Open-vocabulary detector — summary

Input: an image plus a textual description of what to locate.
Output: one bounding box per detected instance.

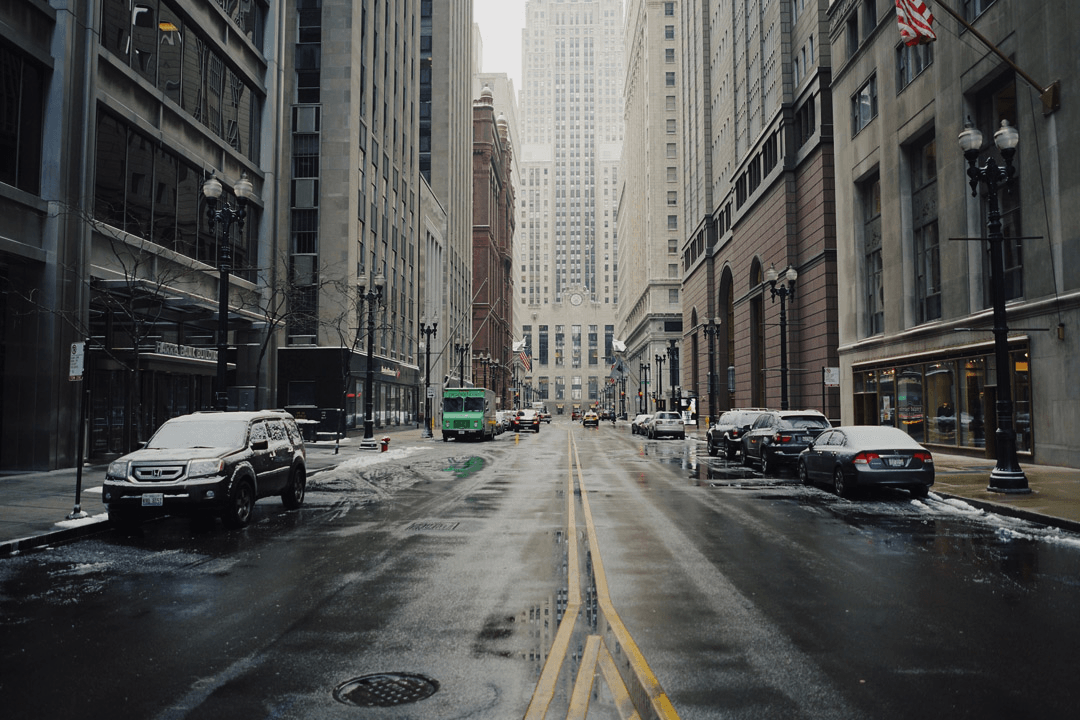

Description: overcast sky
[473,0,528,89]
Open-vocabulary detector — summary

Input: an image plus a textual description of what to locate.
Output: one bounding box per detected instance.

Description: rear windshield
[779,416,830,430]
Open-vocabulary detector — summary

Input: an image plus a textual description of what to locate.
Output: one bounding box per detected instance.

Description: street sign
[69,342,85,381]
[823,367,840,387]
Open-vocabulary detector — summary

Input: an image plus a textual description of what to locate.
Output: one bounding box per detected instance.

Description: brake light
[853,451,880,465]
[731,429,740,437]
[774,433,793,443]
[914,451,933,463]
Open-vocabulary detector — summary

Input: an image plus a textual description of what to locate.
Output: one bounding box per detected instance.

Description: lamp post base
[987,468,1031,494]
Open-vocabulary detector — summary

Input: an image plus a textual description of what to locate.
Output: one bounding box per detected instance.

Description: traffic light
[637,390,643,398]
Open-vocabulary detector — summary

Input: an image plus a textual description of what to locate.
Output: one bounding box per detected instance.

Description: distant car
[495,410,514,434]
[646,411,685,439]
[102,411,307,528]
[631,414,652,435]
[582,410,599,427]
[706,409,768,459]
[798,425,934,498]
[511,409,541,433]
[741,410,831,474]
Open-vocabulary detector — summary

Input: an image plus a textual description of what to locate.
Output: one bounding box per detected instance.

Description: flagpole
[930,1,1059,113]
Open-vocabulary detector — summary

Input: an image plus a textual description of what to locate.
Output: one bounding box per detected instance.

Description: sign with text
[69,342,85,381]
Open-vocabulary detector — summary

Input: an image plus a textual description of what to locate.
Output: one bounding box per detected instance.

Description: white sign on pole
[69,342,86,381]
[823,367,840,387]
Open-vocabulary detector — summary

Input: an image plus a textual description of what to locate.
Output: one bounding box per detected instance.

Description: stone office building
[829,0,1080,468]
[1,0,280,470]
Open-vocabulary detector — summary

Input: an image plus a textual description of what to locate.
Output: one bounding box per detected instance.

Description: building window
[668,238,678,253]
[667,191,677,206]
[665,48,675,63]
[0,40,44,194]
[963,0,998,21]
[668,288,679,303]
[667,166,678,182]
[666,118,676,134]
[668,263,678,278]
[666,142,677,158]
[863,176,883,335]
[665,25,674,40]
[665,72,676,87]
[667,215,678,230]
[897,41,933,91]
[910,135,940,323]
[795,97,815,148]
[851,74,877,135]
[664,2,674,17]
[666,95,676,111]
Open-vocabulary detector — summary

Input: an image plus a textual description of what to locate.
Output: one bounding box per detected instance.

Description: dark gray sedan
[797,425,934,498]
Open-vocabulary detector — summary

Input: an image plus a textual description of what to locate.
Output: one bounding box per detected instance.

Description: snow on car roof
[839,425,927,448]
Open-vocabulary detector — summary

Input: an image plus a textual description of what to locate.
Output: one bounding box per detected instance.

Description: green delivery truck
[441,387,497,442]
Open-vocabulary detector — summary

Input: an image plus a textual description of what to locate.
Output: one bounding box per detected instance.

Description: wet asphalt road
[2,420,1079,719]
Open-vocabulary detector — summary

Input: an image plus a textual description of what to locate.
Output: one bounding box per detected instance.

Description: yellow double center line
[524,431,680,720]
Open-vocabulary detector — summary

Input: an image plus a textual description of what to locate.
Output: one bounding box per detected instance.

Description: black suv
[102,411,307,528]
[706,409,768,459]
[741,410,830,475]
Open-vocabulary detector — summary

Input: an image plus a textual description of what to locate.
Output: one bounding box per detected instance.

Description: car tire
[707,439,718,457]
[833,467,853,499]
[725,445,738,461]
[798,461,811,486]
[281,466,306,510]
[909,484,930,499]
[741,449,752,467]
[761,451,775,476]
[223,477,256,529]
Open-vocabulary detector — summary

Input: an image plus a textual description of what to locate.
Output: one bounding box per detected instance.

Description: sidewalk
[1,424,1078,556]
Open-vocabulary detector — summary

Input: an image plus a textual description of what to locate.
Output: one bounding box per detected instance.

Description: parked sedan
[798,426,934,498]
[646,411,685,439]
[631,414,652,435]
[741,410,830,474]
[706,408,767,459]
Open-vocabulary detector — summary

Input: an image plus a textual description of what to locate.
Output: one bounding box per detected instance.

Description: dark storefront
[852,339,1032,457]
[277,347,419,435]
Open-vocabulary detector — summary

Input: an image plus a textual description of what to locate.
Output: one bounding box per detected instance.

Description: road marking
[524,431,680,719]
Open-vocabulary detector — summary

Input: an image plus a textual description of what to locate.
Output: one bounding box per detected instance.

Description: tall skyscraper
[515,0,624,414]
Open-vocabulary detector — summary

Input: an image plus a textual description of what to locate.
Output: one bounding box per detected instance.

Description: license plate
[141,493,164,507]
[886,457,906,468]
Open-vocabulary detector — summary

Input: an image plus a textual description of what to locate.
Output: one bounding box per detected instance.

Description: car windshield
[779,416,830,430]
[464,397,485,412]
[146,418,248,449]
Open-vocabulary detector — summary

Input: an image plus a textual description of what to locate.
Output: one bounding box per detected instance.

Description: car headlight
[106,459,130,479]
[188,458,226,478]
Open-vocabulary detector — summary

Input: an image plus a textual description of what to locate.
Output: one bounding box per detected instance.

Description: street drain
[334,672,440,707]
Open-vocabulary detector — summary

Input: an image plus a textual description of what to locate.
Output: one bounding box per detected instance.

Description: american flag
[895,0,936,47]
[519,348,531,372]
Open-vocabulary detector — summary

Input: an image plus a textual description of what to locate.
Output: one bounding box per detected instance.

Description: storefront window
[925,362,957,445]
[959,358,988,448]
[1013,349,1031,452]
[897,366,925,441]
[878,368,896,427]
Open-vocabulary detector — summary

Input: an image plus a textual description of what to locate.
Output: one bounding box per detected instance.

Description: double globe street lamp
[765,265,797,410]
[203,172,255,411]
[359,274,385,448]
[958,118,1029,493]
[420,321,437,438]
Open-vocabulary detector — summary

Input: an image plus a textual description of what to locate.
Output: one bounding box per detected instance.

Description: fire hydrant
[380,436,391,452]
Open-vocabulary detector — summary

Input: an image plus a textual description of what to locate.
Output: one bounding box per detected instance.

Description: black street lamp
[765,265,797,410]
[202,172,254,411]
[420,321,437,438]
[359,274,385,447]
[667,339,679,409]
[959,118,1029,493]
[704,318,720,425]
[654,353,665,411]
[455,340,469,388]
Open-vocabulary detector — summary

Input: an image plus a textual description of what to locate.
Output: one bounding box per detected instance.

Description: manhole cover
[334,672,440,707]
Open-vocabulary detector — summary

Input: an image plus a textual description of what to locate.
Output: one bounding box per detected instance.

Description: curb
[934,492,1080,535]
[0,516,112,558]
